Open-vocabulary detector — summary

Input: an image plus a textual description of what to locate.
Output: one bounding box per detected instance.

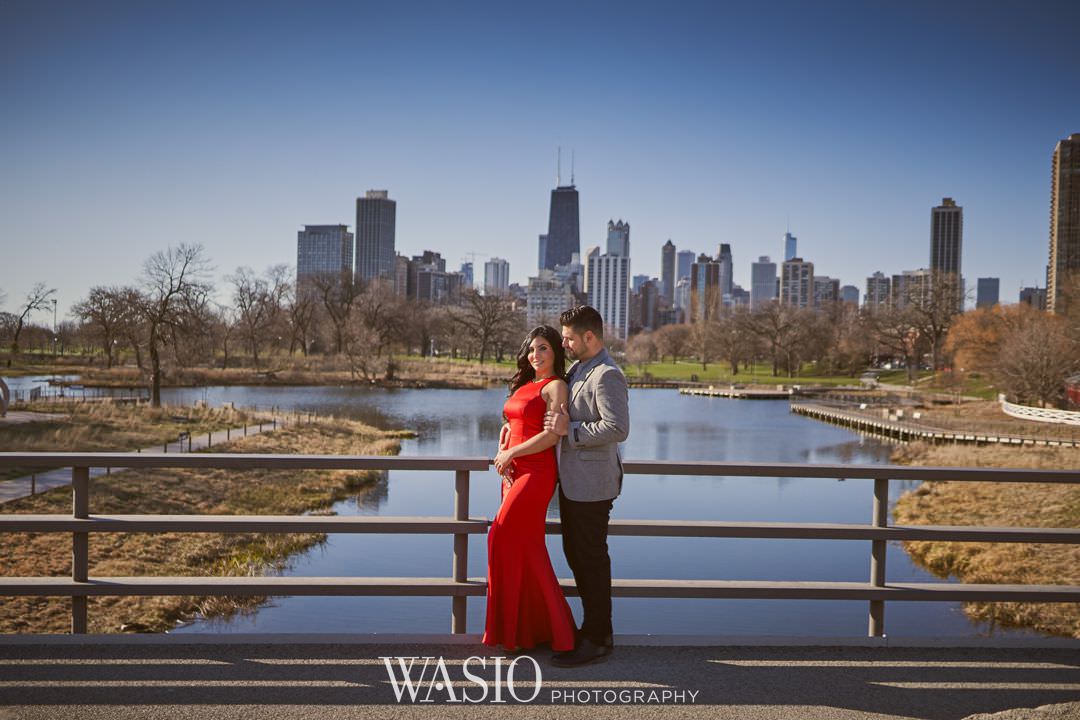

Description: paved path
[0,417,285,504]
[0,637,1078,719]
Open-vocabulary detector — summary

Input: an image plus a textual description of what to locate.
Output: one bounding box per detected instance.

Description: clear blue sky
[3,0,1078,319]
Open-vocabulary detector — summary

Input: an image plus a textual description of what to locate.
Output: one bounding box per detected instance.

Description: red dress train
[483,376,576,652]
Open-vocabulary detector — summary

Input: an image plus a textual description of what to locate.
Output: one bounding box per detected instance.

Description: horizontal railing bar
[620,461,1080,483]
[2,515,1078,544]
[0,454,1077,483]
[0,577,487,597]
[0,453,491,472]
[2,577,1078,602]
[0,515,491,534]
[600,520,1080,544]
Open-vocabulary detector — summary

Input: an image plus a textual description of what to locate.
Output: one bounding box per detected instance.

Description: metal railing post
[452,469,470,633]
[72,466,89,634]
[868,477,888,637]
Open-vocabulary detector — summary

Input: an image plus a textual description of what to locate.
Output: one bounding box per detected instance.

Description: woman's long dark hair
[508,325,566,396]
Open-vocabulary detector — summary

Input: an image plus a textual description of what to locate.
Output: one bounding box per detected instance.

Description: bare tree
[995,311,1080,407]
[208,304,239,370]
[72,286,138,368]
[625,332,658,375]
[866,305,923,383]
[311,272,357,355]
[713,308,760,376]
[450,290,519,364]
[904,273,966,372]
[653,323,691,364]
[111,286,148,371]
[139,245,214,407]
[689,317,720,370]
[6,282,56,367]
[746,301,814,377]
[286,282,317,356]
[228,266,289,368]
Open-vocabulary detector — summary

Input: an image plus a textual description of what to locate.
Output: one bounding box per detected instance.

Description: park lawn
[627,361,863,386]
[0,415,410,633]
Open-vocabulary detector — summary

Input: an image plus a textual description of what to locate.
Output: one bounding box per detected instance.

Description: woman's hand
[494,448,516,480]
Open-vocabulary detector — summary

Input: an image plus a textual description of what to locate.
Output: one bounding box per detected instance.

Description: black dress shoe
[551,637,609,667]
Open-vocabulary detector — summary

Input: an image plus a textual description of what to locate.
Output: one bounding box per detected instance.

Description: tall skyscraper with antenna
[540,148,580,271]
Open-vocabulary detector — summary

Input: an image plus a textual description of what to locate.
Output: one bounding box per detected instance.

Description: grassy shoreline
[891,442,1080,638]
[5,356,921,390]
[0,408,413,633]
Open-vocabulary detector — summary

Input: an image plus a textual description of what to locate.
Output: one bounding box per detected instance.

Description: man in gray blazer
[545,305,629,667]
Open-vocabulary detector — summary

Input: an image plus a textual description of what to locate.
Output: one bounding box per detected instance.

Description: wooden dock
[790,402,1080,448]
[681,386,793,400]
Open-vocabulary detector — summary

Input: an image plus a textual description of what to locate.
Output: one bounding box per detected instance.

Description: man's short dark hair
[560,305,604,339]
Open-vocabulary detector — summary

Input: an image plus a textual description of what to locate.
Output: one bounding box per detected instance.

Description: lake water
[155,384,1032,638]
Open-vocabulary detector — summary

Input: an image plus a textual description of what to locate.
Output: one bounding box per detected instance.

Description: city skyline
[3,1,1079,319]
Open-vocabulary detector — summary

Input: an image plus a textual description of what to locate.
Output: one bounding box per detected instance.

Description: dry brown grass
[909,400,1080,441]
[0,402,254,482]
[0,416,404,634]
[893,442,1080,638]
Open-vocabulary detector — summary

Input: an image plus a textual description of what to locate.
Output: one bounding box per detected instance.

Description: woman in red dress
[483,325,576,653]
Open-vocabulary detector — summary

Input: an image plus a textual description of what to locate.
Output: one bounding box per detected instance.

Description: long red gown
[483,376,576,652]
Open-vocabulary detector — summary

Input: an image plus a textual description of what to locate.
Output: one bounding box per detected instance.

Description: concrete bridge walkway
[0,635,1078,720]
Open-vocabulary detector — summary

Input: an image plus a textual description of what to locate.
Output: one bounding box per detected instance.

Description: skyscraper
[717,243,734,301]
[587,253,631,340]
[636,279,660,331]
[484,258,510,295]
[689,253,721,322]
[661,240,676,300]
[750,256,778,309]
[891,269,932,310]
[930,198,963,275]
[460,262,474,291]
[784,232,797,262]
[581,246,600,294]
[296,225,353,291]
[780,258,814,308]
[1047,133,1080,314]
[1020,286,1048,310]
[355,190,396,283]
[606,220,630,256]
[976,278,1000,308]
[813,276,840,307]
[542,184,580,271]
[527,270,576,328]
[840,285,860,305]
[676,250,695,285]
[865,271,890,309]
[930,197,964,312]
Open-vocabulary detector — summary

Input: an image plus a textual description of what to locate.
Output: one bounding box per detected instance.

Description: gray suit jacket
[558,349,630,502]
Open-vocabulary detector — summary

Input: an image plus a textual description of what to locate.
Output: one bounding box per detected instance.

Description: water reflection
[159,386,1032,638]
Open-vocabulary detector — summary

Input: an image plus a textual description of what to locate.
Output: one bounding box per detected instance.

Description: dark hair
[508,325,566,395]
[559,305,604,340]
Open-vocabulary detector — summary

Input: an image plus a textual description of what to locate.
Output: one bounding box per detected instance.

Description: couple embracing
[483,305,629,668]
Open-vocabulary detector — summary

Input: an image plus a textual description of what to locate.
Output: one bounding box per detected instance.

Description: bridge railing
[0,453,1078,637]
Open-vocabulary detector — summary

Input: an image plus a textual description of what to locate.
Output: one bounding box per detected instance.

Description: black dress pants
[558,486,614,645]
